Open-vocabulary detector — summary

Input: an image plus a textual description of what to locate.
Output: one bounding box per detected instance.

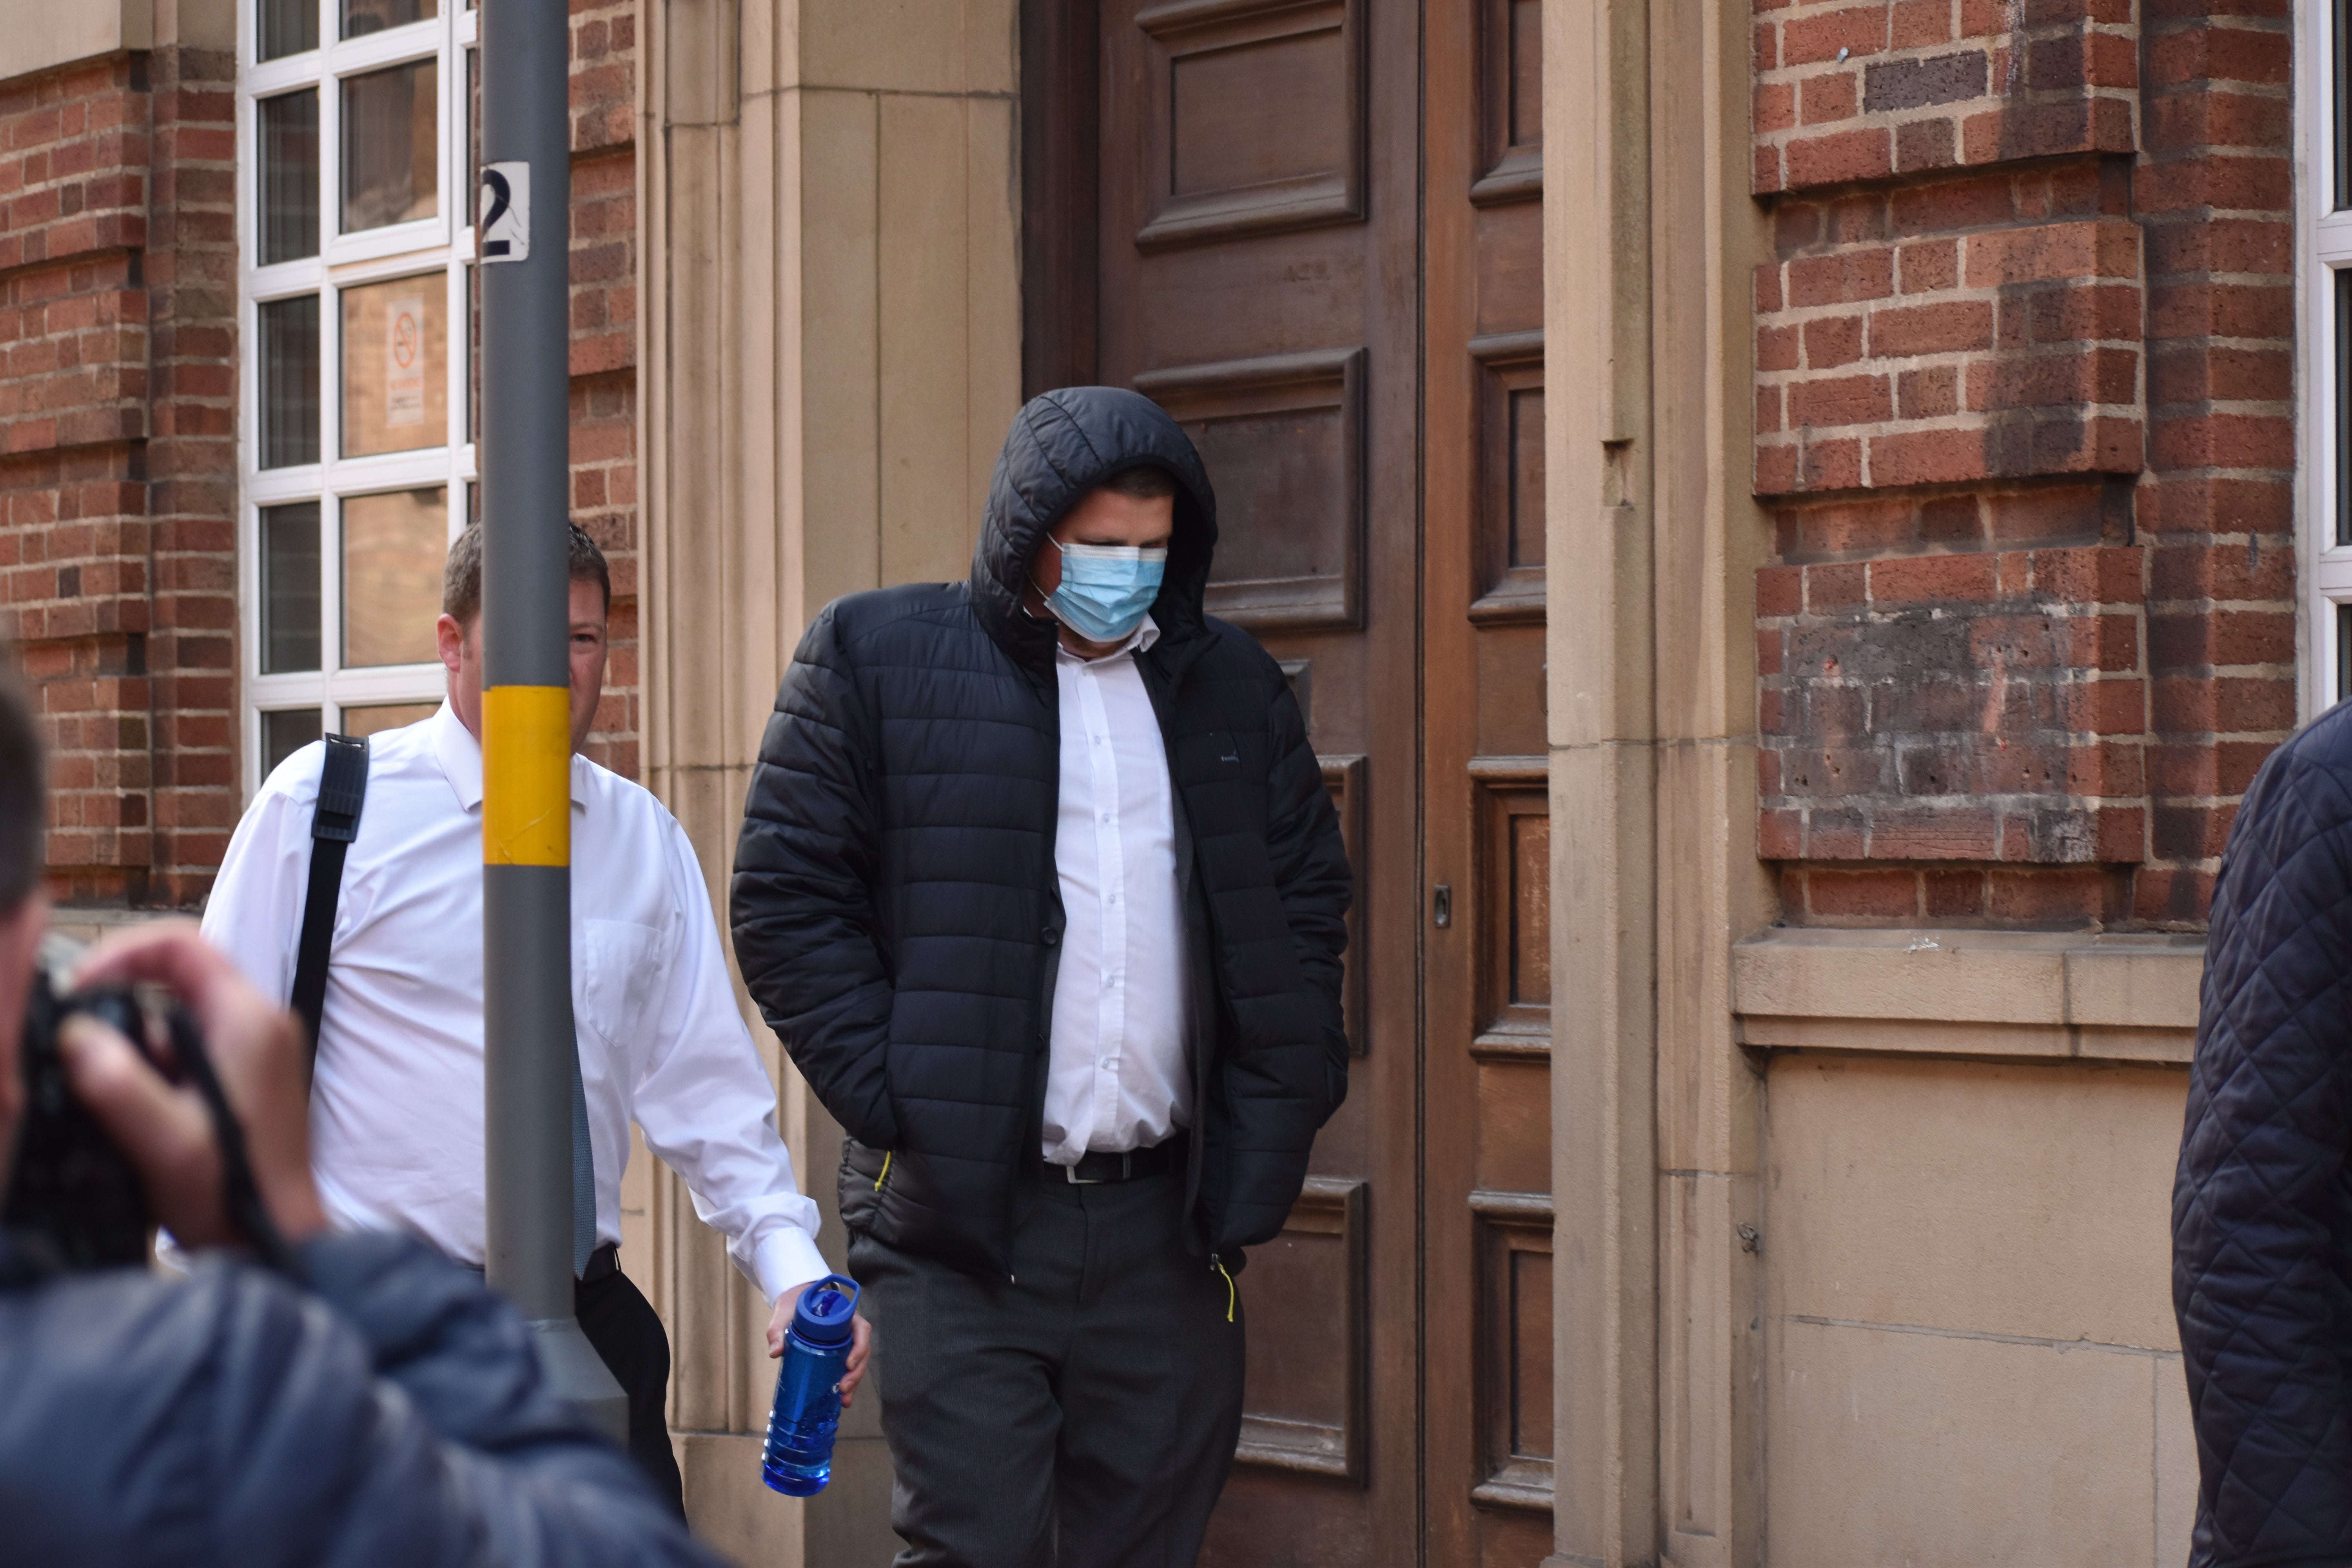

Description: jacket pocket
[838,1138,890,1237]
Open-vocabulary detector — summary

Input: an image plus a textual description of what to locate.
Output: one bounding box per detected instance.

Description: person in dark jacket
[0,667,718,1568]
[731,386,1351,1566]
[2175,700,2352,1568]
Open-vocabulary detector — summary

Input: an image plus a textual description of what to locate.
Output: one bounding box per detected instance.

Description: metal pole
[478,0,626,1441]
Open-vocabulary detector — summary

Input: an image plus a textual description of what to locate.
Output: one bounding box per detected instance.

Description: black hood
[970,386,1218,686]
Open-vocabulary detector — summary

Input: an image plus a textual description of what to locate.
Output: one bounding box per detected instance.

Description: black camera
[4,936,296,1275]
[2,949,156,1270]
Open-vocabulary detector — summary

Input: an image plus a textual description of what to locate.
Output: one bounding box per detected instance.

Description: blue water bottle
[762,1273,861,1496]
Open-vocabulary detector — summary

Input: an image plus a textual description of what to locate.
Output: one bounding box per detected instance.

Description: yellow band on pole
[482,685,571,866]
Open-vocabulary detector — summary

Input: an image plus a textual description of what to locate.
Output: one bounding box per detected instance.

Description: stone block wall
[1751,0,2294,927]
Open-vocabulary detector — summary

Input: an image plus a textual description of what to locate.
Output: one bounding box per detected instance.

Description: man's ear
[436,613,466,677]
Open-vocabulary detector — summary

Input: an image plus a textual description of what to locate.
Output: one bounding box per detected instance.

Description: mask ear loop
[1024,537,1066,622]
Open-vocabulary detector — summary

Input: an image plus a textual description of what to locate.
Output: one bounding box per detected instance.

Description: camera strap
[290,734,369,1073]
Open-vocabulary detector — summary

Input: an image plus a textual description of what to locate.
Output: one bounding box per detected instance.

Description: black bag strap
[290,733,369,1071]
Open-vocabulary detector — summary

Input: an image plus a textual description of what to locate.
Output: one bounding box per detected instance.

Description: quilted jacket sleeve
[1262,676,1352,1125]
[730,605,901,1151]
[2175,709,2352,1568]
[0,1233,715,1568]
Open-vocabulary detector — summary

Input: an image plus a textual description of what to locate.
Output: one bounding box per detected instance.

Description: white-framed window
[2305,0,2352,712]
[237,0,479,793]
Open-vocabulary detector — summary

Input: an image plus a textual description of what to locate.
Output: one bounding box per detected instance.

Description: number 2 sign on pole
[480,162,530,263]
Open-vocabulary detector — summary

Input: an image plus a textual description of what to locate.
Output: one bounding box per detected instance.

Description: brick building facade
[0,2,641,912]
[1751,0,2295,931]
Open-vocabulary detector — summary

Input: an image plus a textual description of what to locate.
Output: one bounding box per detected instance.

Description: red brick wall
[1752,0,2293,929]
[0,50,236,906]
[570,0,639,784]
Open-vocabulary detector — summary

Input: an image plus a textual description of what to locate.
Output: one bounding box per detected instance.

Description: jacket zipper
[873,1150,893,1192]
[1211,1254,1235,1323]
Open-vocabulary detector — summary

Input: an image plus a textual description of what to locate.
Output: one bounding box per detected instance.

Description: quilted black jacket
[730,386,1351,1277]
[2176,701,2352,1568]
[0,1229,715,1567]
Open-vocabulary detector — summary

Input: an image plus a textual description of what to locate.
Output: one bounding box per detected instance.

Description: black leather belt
[1051,1137,1184,1185]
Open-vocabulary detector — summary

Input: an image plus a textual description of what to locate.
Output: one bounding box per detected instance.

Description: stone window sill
[1732,927,2205,1067]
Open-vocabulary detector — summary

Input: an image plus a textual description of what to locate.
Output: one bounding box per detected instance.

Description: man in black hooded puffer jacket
[2176,700,2352,1568]
[731,387,1350,1565]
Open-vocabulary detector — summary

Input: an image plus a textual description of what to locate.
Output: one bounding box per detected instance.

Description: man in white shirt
[733,388,1351,1566]
[205,522,868,1514]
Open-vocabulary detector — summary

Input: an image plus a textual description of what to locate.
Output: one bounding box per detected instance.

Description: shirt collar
[430,699,590,814]
[1053,613,1160,668]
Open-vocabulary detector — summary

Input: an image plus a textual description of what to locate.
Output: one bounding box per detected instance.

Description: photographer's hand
[58,920,328,1251]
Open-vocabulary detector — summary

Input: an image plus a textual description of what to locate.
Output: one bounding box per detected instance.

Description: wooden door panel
[1474,0,1543,202]
[1134,0,1365,249]
[1136,348,1365,631]
[1472,333,1547,620]
[1477,780,1551,1040]
[1235,1176,1369,1480]
[1474,1196,1556,1510]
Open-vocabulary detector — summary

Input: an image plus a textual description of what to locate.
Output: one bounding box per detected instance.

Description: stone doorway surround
[633,0,1019,1561]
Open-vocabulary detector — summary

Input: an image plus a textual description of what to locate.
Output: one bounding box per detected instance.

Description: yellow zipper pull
[1211,1256,1235,1324]
[873,1151,892,1191]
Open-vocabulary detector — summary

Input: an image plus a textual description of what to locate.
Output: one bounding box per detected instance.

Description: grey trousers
[848,1168,1246,1568]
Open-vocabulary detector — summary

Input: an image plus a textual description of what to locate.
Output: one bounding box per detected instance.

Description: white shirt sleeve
[627,813,830,1303]
[198,757,316,1004]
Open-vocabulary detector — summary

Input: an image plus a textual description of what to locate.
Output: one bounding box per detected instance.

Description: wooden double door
[1024,3,1553,1563]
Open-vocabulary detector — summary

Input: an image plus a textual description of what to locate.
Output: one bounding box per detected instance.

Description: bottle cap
[792,1274,860,1347]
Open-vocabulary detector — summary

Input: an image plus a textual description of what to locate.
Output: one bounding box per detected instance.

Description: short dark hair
[1098,465,1178,502]
[0,659,44,912]
[441,521,612,629]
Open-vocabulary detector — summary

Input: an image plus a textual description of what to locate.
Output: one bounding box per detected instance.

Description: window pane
[2340,270,2351,547]
[341,701,439,737]
[260,90,319,265]
[2338,0,2349,209]
[342,275,447,456]
[465,45,479,215]
[342,487,448,668]
[341,60,438,234]
[262,709,323,777]
[2340,604,2352,706]
[260,295,321,468]
[261,502,322,673]
[343,0,438,38]
[259,0,318,60]
[465,260,480,443]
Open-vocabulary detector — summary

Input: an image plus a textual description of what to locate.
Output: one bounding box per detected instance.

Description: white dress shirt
[1040,616,1192,1165]
[201,702,828,1301]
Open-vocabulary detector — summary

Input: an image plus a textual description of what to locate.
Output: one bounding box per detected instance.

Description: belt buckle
[1065,1161,1103,1185]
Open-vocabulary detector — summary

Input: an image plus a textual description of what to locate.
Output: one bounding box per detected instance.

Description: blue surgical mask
[1040,539,1167,644]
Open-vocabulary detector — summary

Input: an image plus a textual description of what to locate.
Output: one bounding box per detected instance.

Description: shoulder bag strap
[290,733,369,1073]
